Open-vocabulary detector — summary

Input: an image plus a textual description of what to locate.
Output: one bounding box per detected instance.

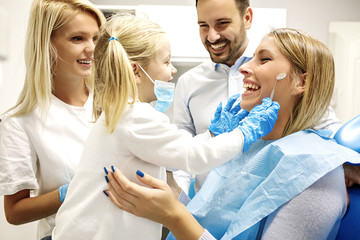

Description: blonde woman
[105,28,360,240]
[0,0,105,239]
[52,14,279,240]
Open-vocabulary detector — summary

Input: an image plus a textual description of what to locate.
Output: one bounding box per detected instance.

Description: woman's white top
[0,95,94,239]
[52,101,244,240]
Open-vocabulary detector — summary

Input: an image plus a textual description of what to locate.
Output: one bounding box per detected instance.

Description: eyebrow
[68,31,99,36]
[254,49,273,56]
[162,54,171,61]
[198,18,232,24]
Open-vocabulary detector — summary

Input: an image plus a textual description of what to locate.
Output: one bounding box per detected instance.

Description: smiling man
[171,0,254,194]
[197,0,252,66]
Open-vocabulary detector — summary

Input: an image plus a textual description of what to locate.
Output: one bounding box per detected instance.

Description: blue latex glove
[238,97,280,152]
[208,94,249,136]
[59,184,69,203]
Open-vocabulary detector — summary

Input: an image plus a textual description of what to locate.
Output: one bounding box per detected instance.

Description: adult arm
[4,189,62,225]
[0,117,64,225]
[105,167,214,240]
[262,166,347,240]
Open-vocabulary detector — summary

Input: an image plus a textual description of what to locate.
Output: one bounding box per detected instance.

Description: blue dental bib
[168,129,360,240]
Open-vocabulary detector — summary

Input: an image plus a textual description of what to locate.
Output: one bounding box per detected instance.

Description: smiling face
[197,0,252,66]
[137,37,177,103]
[239,36,305,139]
[51,11,99,84]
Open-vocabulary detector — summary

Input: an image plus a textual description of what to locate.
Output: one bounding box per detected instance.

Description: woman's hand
[105,167,180,226]
[104,167,205,240]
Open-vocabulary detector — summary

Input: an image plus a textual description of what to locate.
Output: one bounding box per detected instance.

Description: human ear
[292,73,306,95]
[132,63,141,84]
[244,7,253,30]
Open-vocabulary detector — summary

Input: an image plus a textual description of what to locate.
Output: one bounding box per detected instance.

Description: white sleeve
[199,229,217,240]
[172,74,196,136]
[0,117,38,195]
[173,170,192,195]
[124,110,244,175]
[262,166,347,240]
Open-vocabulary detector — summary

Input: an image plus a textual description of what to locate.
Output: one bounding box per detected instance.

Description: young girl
[0,0,105,239]
[52,14,279,240]
[105,28,360,240]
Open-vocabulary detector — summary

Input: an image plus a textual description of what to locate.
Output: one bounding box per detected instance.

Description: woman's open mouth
[243,82,260,93]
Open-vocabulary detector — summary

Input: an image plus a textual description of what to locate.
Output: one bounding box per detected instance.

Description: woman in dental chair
[104,28,360,240]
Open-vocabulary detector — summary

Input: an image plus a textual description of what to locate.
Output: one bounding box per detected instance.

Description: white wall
[92,0,360,46]
[0,0,31,113]
[1,1,360,239]
[329,22,360,123]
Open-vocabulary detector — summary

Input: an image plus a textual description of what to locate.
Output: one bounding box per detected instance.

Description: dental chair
[334,114,360,240]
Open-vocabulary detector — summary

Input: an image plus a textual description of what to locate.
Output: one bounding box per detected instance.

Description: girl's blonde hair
[8,0,105,117]
[93,14,167,133]
[269,28,335,137]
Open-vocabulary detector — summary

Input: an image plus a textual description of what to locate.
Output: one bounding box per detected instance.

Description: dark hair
[196,0,250,15]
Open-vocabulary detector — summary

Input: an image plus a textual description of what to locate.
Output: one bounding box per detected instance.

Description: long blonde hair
[7,0,105,117]
[269,28,335,137]
[93,14,167,133]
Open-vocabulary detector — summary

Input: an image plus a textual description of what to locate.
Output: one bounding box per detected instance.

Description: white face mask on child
[138,64,175,113]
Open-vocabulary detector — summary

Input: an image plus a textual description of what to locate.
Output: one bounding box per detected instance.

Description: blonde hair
[93,14,167,133]
[7,0,105,117]
[268,28,335,137]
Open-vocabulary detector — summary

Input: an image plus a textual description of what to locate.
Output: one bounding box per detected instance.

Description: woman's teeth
[77,60,91,64]
[243,83,259,92]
